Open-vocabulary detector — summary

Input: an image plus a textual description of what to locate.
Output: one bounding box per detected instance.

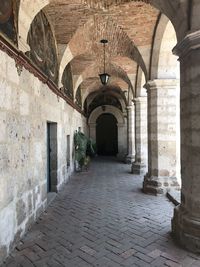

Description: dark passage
[96,113,118,156]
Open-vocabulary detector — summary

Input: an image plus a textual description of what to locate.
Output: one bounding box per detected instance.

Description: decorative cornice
[0,35,85,116]
[173,30,200,59]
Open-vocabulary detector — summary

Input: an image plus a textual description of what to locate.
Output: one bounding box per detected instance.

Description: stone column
[172,31,200,253]
[89,123,96,142]
[126,105,135,163]
[143,79,179,195]
[132,96,148,174]
[117,123,127,160]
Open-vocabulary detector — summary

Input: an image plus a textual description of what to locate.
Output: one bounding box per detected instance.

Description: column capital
[144,79,179,93]
[173,30,200,59]
[126,104,134,110]
[133,96,147,104]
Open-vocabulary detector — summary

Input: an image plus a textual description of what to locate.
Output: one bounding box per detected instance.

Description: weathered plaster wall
[0,49,87,263]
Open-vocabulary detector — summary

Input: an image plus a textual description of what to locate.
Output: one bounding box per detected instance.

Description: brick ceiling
[44,0,159,100]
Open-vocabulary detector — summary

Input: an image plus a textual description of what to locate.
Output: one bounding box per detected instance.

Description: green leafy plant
[74,131,96,171]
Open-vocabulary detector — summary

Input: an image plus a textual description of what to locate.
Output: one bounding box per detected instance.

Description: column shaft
[132,96,148,174]
[172,30,200,252]
[143,79,179,195]
[126,105,135,163]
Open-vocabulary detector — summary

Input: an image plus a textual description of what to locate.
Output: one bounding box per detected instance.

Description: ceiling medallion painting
[0,0,19,44]
[27,11,58,84]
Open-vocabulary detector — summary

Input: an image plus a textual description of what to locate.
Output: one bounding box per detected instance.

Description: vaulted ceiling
[43,0,160,107]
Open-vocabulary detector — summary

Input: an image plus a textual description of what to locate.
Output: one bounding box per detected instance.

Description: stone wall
[0,49,87,263]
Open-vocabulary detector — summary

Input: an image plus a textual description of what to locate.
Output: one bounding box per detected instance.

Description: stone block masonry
[0,49,87,264]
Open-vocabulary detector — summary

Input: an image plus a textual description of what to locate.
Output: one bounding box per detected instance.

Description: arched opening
[156,18,181,186]
[96,113,118,156]
[143,14,181,195]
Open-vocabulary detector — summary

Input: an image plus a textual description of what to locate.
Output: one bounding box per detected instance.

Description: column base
[143,175,180,195]
[172,205,200,253]
[132,162,146,175]
[117,153,126,162]
[125,154,135,164]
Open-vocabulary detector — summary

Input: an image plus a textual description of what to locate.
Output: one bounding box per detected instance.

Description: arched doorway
[96,113,118,156]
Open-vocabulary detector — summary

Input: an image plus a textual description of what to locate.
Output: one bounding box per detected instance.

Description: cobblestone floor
[3,157,200,267]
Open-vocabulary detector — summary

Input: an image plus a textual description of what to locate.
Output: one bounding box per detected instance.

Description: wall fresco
[0,0,19,44]
[62,64,74,100]
[27,11,58,84]
[75,86,82,109]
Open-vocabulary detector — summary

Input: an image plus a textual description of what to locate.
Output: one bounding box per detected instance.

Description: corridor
[3,158,200,267]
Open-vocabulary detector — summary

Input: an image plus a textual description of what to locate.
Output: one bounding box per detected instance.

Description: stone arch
[151,14,181,184]
[89,105,124,126]
[84,89,127,114]
[149,0,187,41]
[82,78,129,106]
[150,14,179,80]
[74,62,132,96]
[88,105,127,159]
[135,67,146,98]
[18,0,50,52]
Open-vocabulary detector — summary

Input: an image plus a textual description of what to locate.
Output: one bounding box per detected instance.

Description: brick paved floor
[3,157,200,267]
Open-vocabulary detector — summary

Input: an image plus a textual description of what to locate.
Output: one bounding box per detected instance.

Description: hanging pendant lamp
[99,39,110,85]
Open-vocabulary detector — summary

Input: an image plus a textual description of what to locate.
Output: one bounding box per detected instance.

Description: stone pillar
[126,105,135,163]
[172,31,200,253]
[89,123,96,142]
[117,123,127,160]
[132,96,148,175]
[143,79,179,195]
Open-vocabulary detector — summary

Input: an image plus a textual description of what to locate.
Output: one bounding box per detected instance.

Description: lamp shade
[99,73,110,85]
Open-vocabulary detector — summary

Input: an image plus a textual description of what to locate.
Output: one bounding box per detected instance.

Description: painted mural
[62,64,74,100]
[75,86,82,109]
[27,11,58,84]
[0,0,19,44]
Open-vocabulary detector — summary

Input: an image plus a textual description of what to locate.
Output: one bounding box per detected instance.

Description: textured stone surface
[2,158,200,267]
[143,79,180,195]
[126,105,135,163]
[172,30,200,253]
[0,50,87,264]
[132,96,148,174]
